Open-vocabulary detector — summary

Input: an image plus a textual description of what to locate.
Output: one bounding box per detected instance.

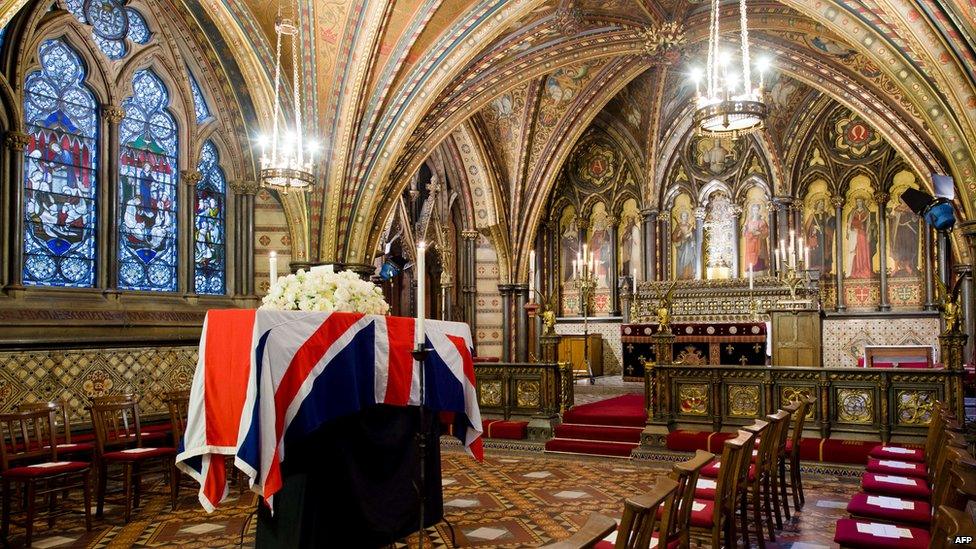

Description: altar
[621,321,768,380]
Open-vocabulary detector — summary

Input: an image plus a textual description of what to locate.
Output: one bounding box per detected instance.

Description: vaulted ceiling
[2,0,974,278]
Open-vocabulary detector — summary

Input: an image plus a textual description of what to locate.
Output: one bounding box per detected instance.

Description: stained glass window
[194,141,225,294]
[187,69,211,123]
[0,27,7,51]
[65,0,151,60]
[22,39,99,287]
[118,70,178,292]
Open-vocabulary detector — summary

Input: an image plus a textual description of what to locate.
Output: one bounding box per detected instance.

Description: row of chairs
[833,401,976,548]
[544,395,816,549]
[0,391,191,547]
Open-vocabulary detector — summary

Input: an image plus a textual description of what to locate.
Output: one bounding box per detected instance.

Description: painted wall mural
[741,186,771,275]
[559,205,579,316]
[619,199,641,279]
[671,192,696,280]
[587,202,612,315]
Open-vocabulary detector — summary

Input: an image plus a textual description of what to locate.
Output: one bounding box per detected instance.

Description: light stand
[573,259,597,385]
[411,343,429,548]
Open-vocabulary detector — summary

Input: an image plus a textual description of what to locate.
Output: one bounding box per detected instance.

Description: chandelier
[258,1,317,194]
[690,0,769,137]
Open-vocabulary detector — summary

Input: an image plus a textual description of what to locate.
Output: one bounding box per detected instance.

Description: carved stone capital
[102,105,125,124]
[874,191,890,206]
[576,217,591,230]
[4,131,29,152]
[830,196,845,208]
[638,21,686,62]
[461,229,480,240]
[181,170,202,187]
[693,206,707,220]
[230,180,260,195]
[657,211,670,222]
[606,215,619,225]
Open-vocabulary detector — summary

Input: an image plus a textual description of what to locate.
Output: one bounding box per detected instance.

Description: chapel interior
[0,0,975,547]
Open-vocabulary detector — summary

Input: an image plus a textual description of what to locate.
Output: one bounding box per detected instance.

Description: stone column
[642,208,657,281]
[936,229,952,288]
[461,230,478,335]
[954,265,974,365]
[102,106,124,291]
[768,200,779,275]
[924,223,937,310]
[498,283,514,361]
[832,196,846,311]
[3,131,28,290]
[659,212,671,279]
[608,215,620,316]
[181,170,202,295]
[232,181,259,296]
[730,206,741,277]
[694,206,706,280]
[229,181,247,296]
[514,282,529,362]
[875,192,891,311]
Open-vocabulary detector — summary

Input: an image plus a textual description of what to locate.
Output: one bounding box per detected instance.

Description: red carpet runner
[545,395,646,457]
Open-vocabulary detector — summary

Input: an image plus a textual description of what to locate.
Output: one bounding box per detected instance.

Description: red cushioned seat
[868,445,925,464]
[43,442,95,455]
[688,498,715,528]
[142,423,172,433]
[2,461,89,479]
[102,447,176,462]
[700,460,755,481]
[861,472,931,500]
[866,458,927,479]
[833,518,930,548]
[694,477,717,499]
[846,492,931,527]
[71,432,96,443]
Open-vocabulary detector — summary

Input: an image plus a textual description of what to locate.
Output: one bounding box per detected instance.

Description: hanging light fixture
[690,0,769,137]
[258,0,317,194]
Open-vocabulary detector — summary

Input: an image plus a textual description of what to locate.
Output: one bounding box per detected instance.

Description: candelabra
[573,256,598,385]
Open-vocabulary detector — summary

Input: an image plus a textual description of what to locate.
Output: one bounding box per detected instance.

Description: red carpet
[545,395,646,457]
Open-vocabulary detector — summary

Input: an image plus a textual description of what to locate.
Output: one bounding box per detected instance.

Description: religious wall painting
[540,65,591,126]
[619,199,641,279]
[574,142,617,188]
[694,136,738,175]
[588,203,613,314]
[703,191,734,279]
[802,180,835,276]
[559,205,580,316]
[831,111,883,160]
[886,171,924,308]
[842,176,881,309]
[671,193,696,280]
[740,186,771,275]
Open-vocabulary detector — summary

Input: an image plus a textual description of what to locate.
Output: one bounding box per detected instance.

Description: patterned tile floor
[9,447,859,548]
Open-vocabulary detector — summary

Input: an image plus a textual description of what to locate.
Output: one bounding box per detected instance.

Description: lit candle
[269,251,278,284]
[749,263,754,290]
[416,241,426,347]
[529,249,536,298]
[804,244,809,267]
[632,267,637,292]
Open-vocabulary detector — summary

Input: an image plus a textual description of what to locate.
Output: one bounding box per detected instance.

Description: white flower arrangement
[260,269,390,315]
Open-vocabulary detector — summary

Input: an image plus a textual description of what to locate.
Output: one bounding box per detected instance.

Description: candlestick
[269,251,278,283]
[416,241,426,346]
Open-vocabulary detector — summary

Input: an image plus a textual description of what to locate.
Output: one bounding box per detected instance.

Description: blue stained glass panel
[194,141,225,295]
[187,69,211,123]
[66,1,151,59]
[22,39,99,287]
[126,9,150,44]
[118,70,178,292]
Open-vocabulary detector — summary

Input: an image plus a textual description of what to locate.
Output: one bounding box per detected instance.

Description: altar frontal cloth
[176,309,484,512]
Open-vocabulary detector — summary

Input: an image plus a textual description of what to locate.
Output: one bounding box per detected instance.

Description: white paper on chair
[875,475,916,486]
[692,502,707,512]
[866,495,914,510]
[881,446,915,455]
[878,460,915,470]
[697,479,717,489]
[855,522,912,539]
[31,461,71,468]
[120,448,156,454]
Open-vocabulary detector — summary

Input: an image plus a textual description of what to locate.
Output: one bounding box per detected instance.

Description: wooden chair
[18,400,94,458]
[771,402,798,527]
[0,409,91,547]
[89,396,178,523]
[687,429,757,548]
[739,418,776,548]
[539,513,618,549]
[929,505,976,549]
[162,390,190,449]
[607,479,680,549]
[783,395,814,510]
[664,449,714,548]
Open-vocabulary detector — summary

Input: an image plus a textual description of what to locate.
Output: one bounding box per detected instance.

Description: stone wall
[822,315,941,367]
[475,234,503,358]
[555,319,623,376]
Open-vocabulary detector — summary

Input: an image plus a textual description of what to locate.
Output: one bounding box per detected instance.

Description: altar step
[544,395,646,458]
[545,437,638,458]
[553,423,644,443]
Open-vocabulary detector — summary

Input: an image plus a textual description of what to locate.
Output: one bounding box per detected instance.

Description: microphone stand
[411,342,429,548]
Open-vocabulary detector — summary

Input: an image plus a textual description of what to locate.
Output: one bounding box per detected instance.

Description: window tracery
[187,69,211,123]
[194,141,225,295]
[64,0,151,60]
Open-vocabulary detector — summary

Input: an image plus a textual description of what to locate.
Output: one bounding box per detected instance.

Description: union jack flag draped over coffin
[175,309,484,512]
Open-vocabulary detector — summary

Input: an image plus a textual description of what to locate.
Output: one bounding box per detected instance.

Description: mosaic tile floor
[9,447,860,548]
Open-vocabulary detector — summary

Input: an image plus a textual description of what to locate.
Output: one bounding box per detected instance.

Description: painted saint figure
[742,203,769,272]
[889,200,919,277]
[620,215,641,276]
[673,210,696,279]
[845,197,875,279]
[804,199,835,273]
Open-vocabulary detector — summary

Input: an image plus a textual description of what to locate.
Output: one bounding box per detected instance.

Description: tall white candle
[529,249,536,298]
[632,267,637,292]
[416,242,426,347]
[269,251,278,283]
[748,263,754,290]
